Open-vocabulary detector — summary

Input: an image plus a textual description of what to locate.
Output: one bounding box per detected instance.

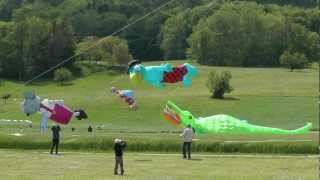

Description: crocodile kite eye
[189,116,192,119]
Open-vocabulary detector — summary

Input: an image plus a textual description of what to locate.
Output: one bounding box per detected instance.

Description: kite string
[23,0,177,86]
[1,0,176,111]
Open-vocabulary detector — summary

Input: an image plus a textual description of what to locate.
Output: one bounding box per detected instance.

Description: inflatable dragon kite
[163,101,312,135]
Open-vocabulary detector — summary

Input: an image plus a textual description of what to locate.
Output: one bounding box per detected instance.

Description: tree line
[0,0,319,80]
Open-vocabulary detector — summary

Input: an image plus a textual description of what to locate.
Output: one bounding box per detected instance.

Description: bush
[280,51,308,71]
[206,70,233,99]
[53,68,73,84]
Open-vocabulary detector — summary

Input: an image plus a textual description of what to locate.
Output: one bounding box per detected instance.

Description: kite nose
[130,73,143,84]
[163,105,181,125]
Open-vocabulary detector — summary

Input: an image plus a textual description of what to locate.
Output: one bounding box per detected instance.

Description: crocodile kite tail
[248,122,312,135]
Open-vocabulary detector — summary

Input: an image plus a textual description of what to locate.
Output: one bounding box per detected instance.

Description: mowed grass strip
[0,150,317,180]
[0,131,317,154]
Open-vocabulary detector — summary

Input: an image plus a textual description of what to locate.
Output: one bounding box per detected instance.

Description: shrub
[280,50,308,71]
[53,68,73,84]
[206,70,233,99]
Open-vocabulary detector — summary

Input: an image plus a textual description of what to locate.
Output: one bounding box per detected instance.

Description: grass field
[0,150,317,180]
[0,62,318,178]
[0,125,318,154]
[0,61,317,130]
[0,61,318,153]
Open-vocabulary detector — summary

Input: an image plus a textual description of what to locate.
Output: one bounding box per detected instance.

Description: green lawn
[0,62,317,131]
[0,150,317,180]
[0,130,317,154]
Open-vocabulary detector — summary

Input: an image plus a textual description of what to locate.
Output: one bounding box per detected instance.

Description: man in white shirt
[180,124,195,159]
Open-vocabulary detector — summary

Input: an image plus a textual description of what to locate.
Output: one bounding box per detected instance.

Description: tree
[47,18,76,72]
[187,27,218,65]
[54,68,73,84]
[188,2,286,67]
[97,12,127,37]
[280,50,308,71]
[0,21,15,78]
[13,16,52,80]
[71,10,100,37]
[77,36,132,66]
[100,37,132,66]
[0,0,23,21]
[206,70,233,99]
[161,10,192,60]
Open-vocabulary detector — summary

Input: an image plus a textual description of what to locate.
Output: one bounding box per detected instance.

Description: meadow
[0,61,318,153]
[0,150,317,180]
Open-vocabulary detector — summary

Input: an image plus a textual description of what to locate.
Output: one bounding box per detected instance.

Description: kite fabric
[111,87,138,110]
[127,60,197,88]
[163,101,312,135]
[22,91,87,131]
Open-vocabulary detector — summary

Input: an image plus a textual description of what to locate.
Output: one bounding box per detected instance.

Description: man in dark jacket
[50,124,61,155]
[114,138,127,175]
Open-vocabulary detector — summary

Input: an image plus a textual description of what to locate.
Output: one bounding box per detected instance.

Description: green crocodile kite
[163,101,312,135]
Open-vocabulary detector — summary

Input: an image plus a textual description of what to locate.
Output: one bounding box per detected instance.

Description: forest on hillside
[0,0,319,80]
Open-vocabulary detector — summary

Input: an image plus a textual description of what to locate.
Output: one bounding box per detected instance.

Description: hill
[0,61,317,131]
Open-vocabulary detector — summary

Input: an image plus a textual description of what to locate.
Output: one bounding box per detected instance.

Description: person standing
[50,124,61,155]
[180,124,195,160]
[114,138,127,175]
[88,125,93,132]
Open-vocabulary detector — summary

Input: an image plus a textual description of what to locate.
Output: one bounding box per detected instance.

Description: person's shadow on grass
[134,159,152,162]
[188,158,202,161]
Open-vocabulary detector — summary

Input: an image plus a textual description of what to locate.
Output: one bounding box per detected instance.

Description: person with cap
[180,124,195,160]
[114,138,127,175]
[50,123,61,155]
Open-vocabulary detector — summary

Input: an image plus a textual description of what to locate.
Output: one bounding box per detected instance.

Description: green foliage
[240,0,320,7]
[188,2,320,67]
[77,36,132,66]
[0,16,75,80]
[0,0,23,21]
[280,50,308,71]
[47,18,76,70]
[161,10,191,60]
[53,67,73,84]
[286,23,320,62]
[189,3,283,66]
[14,16,52,79]
[0,0,319,80]
[206,70,233,99]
